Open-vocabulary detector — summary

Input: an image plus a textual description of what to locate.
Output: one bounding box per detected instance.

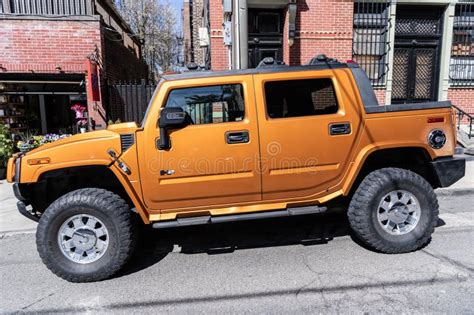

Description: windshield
[140,79,163,127]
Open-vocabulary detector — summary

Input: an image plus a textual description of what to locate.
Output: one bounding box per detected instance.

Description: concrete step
[457,128,474,149]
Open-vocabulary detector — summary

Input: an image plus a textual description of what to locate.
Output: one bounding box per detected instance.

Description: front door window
[165,84,245,124]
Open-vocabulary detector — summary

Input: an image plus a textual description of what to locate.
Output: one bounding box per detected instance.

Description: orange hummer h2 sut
[7,56,466,282]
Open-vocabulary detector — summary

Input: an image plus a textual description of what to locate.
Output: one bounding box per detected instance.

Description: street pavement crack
[20,292,55,311]
[422,249,474,276]
[295,255,319,297]
[295,254,332,310]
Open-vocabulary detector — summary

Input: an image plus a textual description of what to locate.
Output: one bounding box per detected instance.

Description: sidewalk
[0,180,37,235]
[436,154,474,195]
[0,157,472,235]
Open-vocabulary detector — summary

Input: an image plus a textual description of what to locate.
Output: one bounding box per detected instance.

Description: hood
[106,122,140,133]
[19,129,125,183]
[25,130,120,156]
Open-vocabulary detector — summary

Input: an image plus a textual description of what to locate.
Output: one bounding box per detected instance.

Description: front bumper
[10,155,40,222]
[13,183,26,201]
[431,157,466,188]
[13,183,41,222]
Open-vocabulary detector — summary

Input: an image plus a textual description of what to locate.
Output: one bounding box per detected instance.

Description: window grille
[1,0,93,16]
[353,0,392,86]
[450,2,474,86]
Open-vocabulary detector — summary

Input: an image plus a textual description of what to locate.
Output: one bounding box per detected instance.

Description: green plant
[0,124,13,167]
[16,133,72,153]
[107,118,122,126]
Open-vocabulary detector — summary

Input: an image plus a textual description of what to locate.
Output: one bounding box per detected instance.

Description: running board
[152,205,327,229]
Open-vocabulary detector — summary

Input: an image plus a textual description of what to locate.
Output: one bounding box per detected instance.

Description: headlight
[428,129,446,150]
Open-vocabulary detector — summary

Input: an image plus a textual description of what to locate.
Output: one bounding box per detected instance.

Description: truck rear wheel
[36,188,135,282]
[348,168,439,253]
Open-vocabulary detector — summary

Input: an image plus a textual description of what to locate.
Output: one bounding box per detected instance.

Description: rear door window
[264,78,339,118]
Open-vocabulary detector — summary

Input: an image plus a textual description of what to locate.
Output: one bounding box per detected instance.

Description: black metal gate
[391,6,444,104]
[107,80,156,123]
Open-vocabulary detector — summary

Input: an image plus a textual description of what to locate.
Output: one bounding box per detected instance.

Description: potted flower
[17,132,41,153]
[44,133,71,142]
[70,104,86,119]
[71,104,88,133]
[16,133,72,153]
[77,118,88,133]
[0,124,13,180]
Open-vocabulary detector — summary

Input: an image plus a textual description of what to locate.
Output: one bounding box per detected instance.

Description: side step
[152,205,327,229]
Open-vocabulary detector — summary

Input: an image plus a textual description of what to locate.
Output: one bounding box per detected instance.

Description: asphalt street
[0,192,473,314]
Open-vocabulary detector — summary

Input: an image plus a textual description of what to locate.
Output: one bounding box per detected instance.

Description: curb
[435,188,474,197]
[0,228,37,238]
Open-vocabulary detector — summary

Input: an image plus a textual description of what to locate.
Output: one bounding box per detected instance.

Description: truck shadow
[118,208,351,277]
[117,208,443,278]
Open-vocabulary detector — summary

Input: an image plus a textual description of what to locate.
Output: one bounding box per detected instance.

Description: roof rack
[308,54,342,65]
[256,57,288,68]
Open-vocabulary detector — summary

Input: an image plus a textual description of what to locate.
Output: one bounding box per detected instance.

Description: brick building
[193,0,473,119]
[0,0,148,135]
[183,0,211,68]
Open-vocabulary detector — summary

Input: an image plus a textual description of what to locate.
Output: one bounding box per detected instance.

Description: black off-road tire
[348,167,439,253]
[36,188,136,282]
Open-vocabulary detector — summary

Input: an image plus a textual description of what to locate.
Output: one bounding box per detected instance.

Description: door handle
[226,131,249,144]
[329,123,351,135]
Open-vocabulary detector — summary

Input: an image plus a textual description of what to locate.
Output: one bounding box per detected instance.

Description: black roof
[163,62,358,81]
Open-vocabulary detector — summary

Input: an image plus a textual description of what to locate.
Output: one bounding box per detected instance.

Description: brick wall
[0,19,101,73]
[209,0,353,69]
[183,0,192,64]
[209,0,228,70]
[0,19,148,129]
[192,0,206,66]
[93,30,148,129]
[448,88,474,125]
[448,88,474,114]
[373,88,386,105]
[102,30,148,81]
[288,0,354,65]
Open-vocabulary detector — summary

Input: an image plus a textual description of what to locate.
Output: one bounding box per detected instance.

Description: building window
[264,79,339,119]
[353,1,392,86]
[1,0,93,15]
[165,84,245,124]
[450,3,474,86]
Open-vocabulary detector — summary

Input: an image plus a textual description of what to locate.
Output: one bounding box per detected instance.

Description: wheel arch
[345,146,441,197]
[18,165,149,223]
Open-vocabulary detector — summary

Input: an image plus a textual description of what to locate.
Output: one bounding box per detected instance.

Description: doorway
[247,9,284,68]
[391,6,445,104]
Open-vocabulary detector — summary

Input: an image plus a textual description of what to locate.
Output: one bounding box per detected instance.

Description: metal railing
[353,0,393,86]
[449,2,474,86]
[0,0,93,16]
[452,104,473,139]
[107,80,156,124]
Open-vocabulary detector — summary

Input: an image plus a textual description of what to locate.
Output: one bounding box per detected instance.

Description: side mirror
[157,107,188,150]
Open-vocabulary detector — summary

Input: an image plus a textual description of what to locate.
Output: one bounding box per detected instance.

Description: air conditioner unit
[223,0,232,13]
[199,27,210,47]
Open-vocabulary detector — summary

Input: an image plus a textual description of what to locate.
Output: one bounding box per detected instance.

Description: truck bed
[365,101,452,114]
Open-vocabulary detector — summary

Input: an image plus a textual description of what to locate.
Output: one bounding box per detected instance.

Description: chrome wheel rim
[377,190,421,235]
[57,214,109,264]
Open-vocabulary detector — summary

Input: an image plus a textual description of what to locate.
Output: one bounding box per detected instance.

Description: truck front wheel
[348,168,439,253]
[36,188,136,282]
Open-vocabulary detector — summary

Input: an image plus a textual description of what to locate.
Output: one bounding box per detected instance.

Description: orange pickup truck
[7,56,465,282]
